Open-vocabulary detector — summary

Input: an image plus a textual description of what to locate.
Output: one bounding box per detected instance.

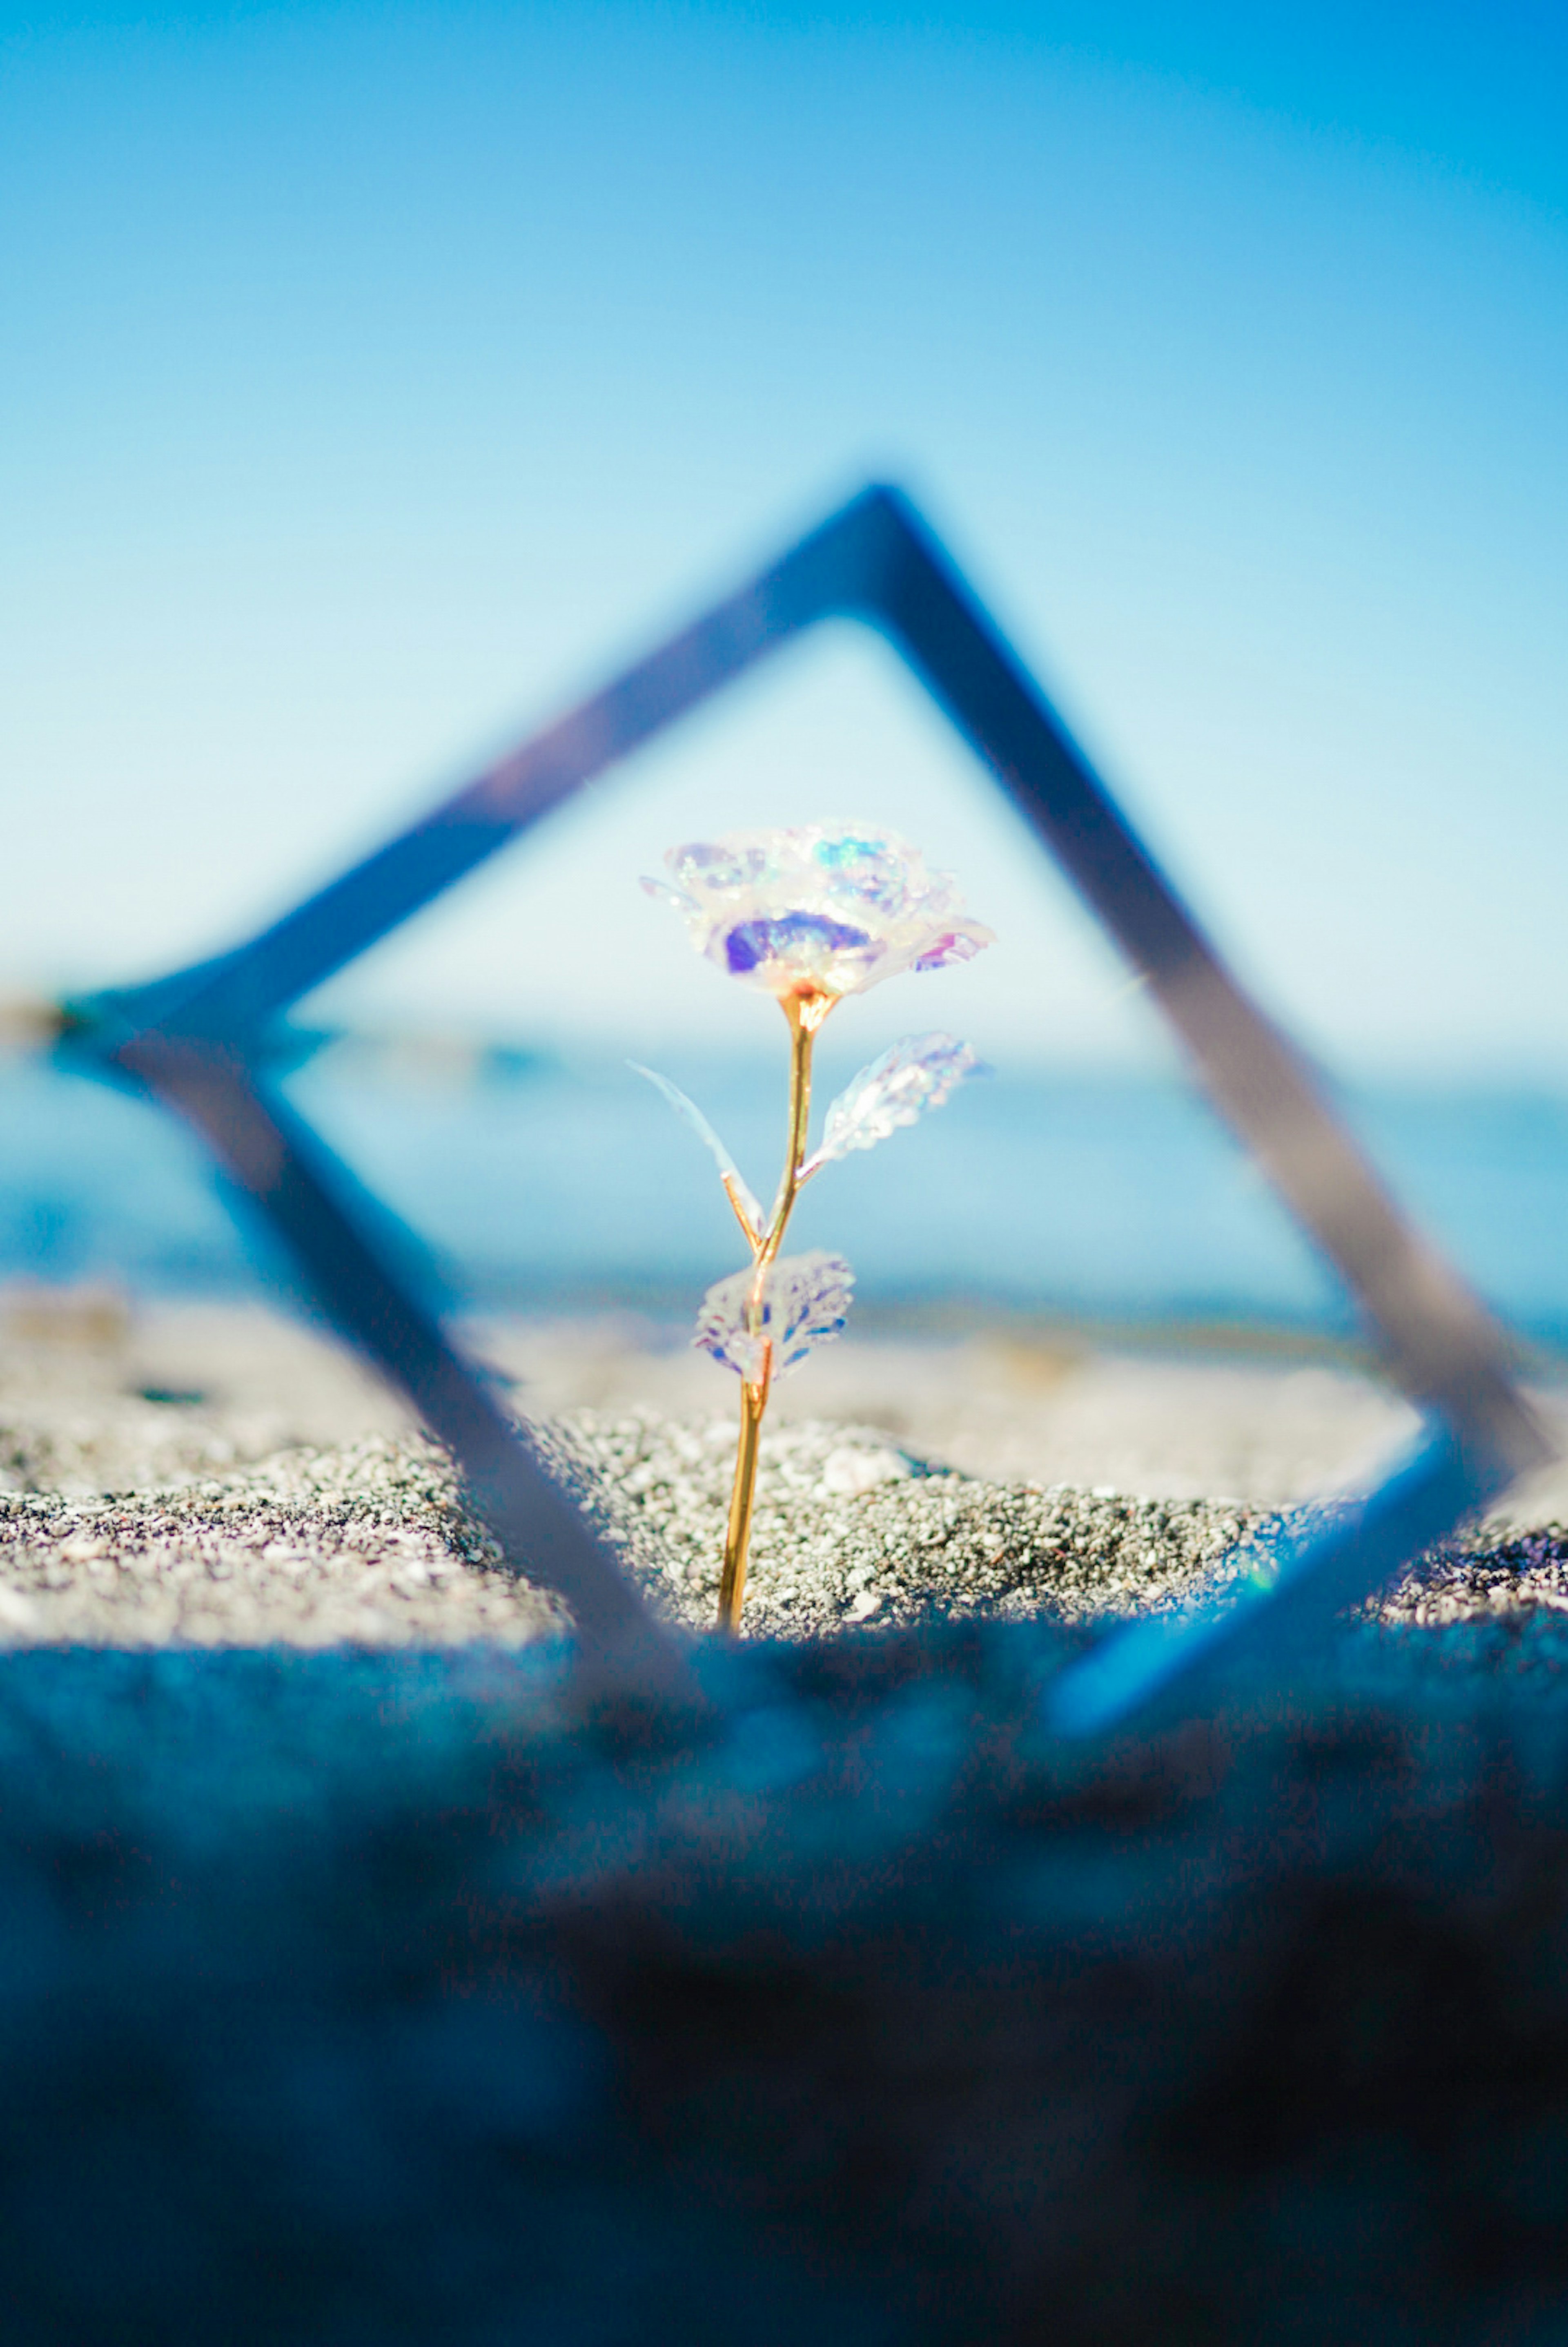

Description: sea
[4,1047,1568,1360]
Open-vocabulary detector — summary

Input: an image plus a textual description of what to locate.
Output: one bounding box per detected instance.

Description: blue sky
[4,1,1566,1073]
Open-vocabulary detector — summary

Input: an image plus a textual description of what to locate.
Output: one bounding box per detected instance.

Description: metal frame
[64,484,1551,1728]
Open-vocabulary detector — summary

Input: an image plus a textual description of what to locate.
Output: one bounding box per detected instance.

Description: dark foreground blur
[2,1622,1567,2343]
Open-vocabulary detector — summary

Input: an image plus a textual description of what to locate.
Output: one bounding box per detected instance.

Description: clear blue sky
[4,1,1566,1073]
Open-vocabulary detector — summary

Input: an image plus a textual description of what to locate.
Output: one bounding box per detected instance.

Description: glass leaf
[693,1250,855,1382]
[802,1032,982,1177]
[629,1063,764,1236]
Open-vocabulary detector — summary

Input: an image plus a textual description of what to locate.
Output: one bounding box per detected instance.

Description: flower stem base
[718,1375,768,1632]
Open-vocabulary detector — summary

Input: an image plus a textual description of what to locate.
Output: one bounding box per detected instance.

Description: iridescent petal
[721,911,880,979]
[693,1251,855,1381]
[639,876,697,911]
[668,841,770,894]
[813,832,915,915]
[629,1064,764,1236]
[802,1033,982,1177]
[913,923,993,972]
[643,823,994,1002]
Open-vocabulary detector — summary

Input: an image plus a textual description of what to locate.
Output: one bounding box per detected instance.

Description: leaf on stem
[801,1033,983,1178]
[694,1252,855,1382]
[629,1063,764,1240]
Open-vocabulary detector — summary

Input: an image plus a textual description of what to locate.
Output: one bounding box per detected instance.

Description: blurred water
[3,1052,1567,1351]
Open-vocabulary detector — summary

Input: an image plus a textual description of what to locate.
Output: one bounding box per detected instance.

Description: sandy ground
[1,1287,1566,1647]
[14,1287,1567,1509]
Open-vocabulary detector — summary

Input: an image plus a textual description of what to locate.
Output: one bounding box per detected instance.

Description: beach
[4,1288,1567,1648]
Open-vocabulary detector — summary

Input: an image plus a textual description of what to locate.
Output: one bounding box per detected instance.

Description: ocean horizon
[4,1048,1567,1361]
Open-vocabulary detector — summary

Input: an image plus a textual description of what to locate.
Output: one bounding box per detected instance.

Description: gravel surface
[0,1396,1563,1652]
[544,1410,1280,1634]
[0,1437,565,1649]
[0,1409,1280,1647]
[1,1294,1565,1649]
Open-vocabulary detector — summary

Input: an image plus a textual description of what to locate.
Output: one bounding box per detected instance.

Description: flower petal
[720,910,881,981]
[802,1033,983,1177]
[639,875,697,912]
[629,1064,764,1236]
[644,825,993,1000]
[693,1251,855,1381]
[668,841,769,893]
[912,921,996,972]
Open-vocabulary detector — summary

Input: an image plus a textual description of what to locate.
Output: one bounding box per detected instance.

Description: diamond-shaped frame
[66,485,1551,1727]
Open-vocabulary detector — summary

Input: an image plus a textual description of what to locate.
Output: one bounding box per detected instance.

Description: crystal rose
[642,823,995,1003]
[637,819,992,1634]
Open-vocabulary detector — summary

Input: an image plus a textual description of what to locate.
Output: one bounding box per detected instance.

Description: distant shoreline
[11,1271,1557,1385]
[8,1054,1568,1352]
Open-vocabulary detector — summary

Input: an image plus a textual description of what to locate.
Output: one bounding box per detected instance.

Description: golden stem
[716,987,833,1633]
[717,1369,769,1631]
[754,993,817,1281]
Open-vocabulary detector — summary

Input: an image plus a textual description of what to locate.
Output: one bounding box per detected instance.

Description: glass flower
[637,819,992,1634]
[642,824,995,1002]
